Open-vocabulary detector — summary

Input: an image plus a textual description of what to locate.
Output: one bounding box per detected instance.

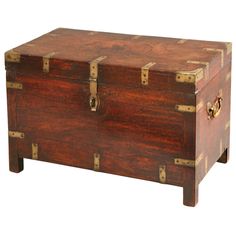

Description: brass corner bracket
[226,42,232,55]
[174,154,203,168]
[141,62,156,85]
[8,131,24,139]
[43,52,56,73]
[5,50,21,63]
[176,68,204,83]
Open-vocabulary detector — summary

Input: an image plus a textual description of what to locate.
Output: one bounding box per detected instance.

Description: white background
[0,0,235,235]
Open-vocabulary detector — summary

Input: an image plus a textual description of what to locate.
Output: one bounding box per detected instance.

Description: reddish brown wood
[5,28,232,206]
[6,71,24,172]
[183,183,199,207]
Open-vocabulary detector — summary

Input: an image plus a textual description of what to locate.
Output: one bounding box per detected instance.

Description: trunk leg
[217,148,229,164]
[183,183,198,207]
[9,139,23,173]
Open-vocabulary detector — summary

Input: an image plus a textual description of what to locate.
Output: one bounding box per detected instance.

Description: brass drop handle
[207,94,223,119]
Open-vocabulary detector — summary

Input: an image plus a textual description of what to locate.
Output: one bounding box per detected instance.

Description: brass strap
[203,48,224,68]
[187,60,209,80]
[159,165,166,183]
[141,62,156,85]
[32,143,38,160]
[94,153,100,171]
[43,52,56,73]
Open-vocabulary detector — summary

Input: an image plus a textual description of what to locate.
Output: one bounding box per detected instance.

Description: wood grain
[5,28,232,206]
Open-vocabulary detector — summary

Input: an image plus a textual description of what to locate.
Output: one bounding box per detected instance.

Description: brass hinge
[159,165,166,183]
[226,42,232,55]
[6,81,23,90]
[89,56,107,111]
[141,62,156,85]
[203,48,224,68]
[176,68,204,83]
[187,60,209,80]
[94,153,100,171]
[32,143,38,160]
[43,52,56,73]
[8,131,24,139]
[174,153,203,168]
[175,104,196,113]
[5,50,21,63]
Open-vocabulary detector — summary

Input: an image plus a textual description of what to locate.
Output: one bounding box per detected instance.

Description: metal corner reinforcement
[174,154,204,168]
[141,62,156,85]
[176,68,204,83]
[43,52,56,73]
[5,50,21,63]
[8,131,24,139]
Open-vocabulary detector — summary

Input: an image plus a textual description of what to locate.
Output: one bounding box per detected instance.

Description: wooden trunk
[5,28,232,206]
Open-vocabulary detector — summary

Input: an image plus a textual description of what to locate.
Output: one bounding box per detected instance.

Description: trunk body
[5,28,232,206]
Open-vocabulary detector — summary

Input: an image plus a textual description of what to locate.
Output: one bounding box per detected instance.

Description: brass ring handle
[207,95,223,119]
